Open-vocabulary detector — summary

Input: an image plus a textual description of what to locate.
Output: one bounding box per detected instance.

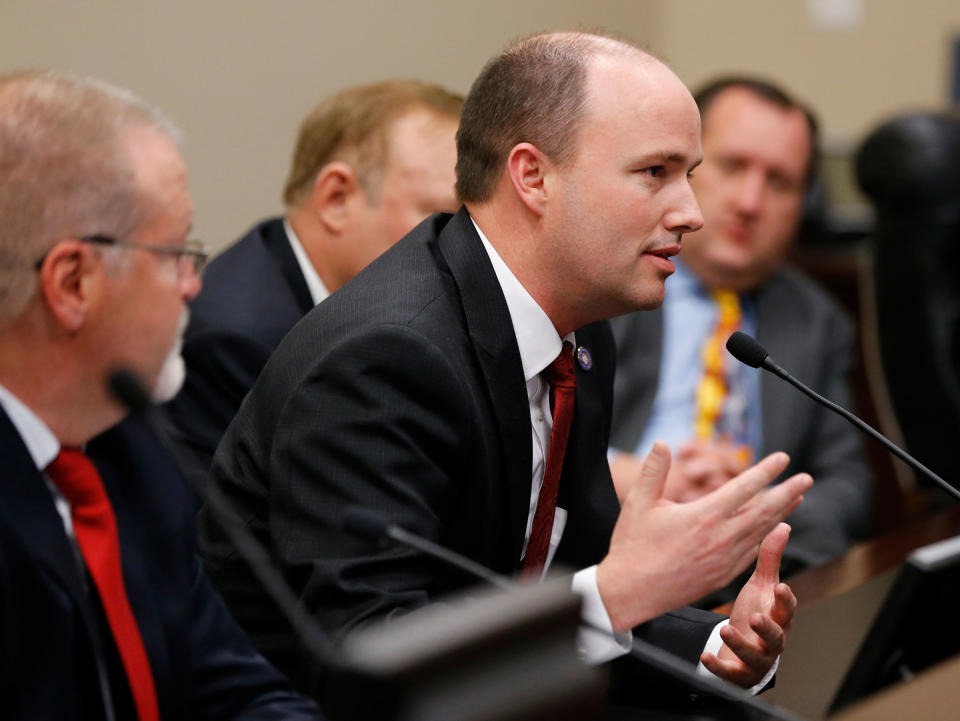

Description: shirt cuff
[571,565,633,665]
[696,619,779,695]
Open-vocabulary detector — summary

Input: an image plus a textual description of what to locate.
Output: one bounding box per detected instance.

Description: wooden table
[730,508,960,719]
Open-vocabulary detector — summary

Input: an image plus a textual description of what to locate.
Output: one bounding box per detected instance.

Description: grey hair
[0,70,180,325]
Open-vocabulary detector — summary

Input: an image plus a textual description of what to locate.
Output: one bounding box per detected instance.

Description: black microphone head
[726,331,769,369]
[342,506,390,540]
[108,368,152,413]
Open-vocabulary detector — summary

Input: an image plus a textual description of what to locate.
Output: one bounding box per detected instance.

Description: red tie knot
[541,341,577,389]
[46,447,106,508]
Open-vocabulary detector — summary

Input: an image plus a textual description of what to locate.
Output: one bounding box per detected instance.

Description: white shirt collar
[470,217,574,381]
[0,383,59,470]
[283,218,330,306]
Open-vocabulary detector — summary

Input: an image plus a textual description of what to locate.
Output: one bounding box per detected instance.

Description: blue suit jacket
[0,409,321,720]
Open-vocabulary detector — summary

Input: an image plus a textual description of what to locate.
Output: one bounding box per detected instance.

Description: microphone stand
[725,331,960,503]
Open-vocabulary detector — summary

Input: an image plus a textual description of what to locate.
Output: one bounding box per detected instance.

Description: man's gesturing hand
[701,523,797,689]
[596,442,811,633]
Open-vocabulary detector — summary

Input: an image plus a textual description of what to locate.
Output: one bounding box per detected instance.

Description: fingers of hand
[748,613,786,657]
[700,651,756,688]
[735,472,812,533]
[631,440,672,507]
[755,523,791,582]
[771,582,797,631]
[719,617,781,675]
[711,452,791,513]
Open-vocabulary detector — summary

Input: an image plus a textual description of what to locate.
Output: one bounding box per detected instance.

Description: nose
[180,272,202,301]
[666,180,704,234]
[733,169,765,217]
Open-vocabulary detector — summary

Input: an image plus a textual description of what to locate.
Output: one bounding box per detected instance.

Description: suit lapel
[0,407,91,607]
[262,218,315,315]
[88,422,173,709]
[436,209,532,557]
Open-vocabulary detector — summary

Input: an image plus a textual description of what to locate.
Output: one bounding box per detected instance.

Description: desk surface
[743,508,960,719]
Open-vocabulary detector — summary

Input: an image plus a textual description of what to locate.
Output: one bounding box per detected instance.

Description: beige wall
[0,0,657,253]
[3,1,958,251]
[657,0,960,147]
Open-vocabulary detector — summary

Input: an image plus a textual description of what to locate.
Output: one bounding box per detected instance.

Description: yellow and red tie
[694,289,742,442]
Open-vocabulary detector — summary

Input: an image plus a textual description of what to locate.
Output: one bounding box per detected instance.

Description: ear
[37,239,101,332]
[307,161,364,234]
[506,143,549,217]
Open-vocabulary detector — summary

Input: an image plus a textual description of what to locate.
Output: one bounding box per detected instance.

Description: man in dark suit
[609,78,872,576]
[160,81,462,487]
[202,33,812,700]
[0,70,321,720]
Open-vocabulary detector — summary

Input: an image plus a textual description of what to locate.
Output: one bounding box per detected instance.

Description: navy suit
[199,209,722,696]
[160,218,314,488]
[0,408,321,720]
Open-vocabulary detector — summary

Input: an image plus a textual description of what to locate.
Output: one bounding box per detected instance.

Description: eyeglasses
[35,234,209,277]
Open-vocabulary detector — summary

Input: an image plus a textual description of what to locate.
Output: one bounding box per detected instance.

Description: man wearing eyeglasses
[0,70,321,720]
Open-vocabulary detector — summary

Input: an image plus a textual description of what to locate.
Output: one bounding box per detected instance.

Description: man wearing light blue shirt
[610,77,872,577]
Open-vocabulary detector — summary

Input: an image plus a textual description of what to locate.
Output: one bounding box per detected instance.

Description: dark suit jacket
[610,267,873,569]
[160,218,314,488]
[0,409,321,721]
[200,209,721,694]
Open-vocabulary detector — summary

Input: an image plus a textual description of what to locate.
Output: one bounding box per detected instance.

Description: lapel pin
[576,345,592,371]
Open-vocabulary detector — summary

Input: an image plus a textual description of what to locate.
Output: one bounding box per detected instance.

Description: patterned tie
[694,289,742,441]
[523,341,577,575]
[46,448,160,721]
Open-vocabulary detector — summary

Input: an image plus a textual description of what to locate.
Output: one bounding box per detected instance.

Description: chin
[150,351,186,403]
[150,322,187,403]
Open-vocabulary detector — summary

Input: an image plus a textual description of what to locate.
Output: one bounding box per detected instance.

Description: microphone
[726,331,960,503]
[108,368,152,413]
[342,505,807,721]
[106,367,343,672]
[343,507,513,591]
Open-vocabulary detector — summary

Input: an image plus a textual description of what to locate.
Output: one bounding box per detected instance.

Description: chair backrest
[855,112,960,496]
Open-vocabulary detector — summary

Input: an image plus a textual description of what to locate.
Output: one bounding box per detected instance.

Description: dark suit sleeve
[780,310,873,568]
[261,323,483,636]
[178,557,324,720]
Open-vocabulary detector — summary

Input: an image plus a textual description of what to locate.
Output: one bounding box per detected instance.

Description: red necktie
[47,448,160,721]
[523,342,577,575]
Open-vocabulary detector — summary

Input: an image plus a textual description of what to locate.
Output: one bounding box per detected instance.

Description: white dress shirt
[284,218,330,306]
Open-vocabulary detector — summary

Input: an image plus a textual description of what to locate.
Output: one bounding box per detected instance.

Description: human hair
[455,31,649,203]
[693,76,821,187]
[0,69,180,326]
[282,79,464,207]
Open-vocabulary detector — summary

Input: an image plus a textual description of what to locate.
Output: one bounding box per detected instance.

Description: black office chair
[855,111,960,500]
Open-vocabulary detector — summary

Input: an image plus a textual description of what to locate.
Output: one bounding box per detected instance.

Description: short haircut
[455,31,649,203]
[0,70,179,326]
[282,79,464,207]
[693,76,820,186]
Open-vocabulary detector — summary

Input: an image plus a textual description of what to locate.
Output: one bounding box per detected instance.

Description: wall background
[1,0,957,252]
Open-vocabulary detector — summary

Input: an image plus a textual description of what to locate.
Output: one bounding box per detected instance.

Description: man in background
[160,80,462,486]
[0,70,320,720]
[609,77,872,578]
[201,34,811,702]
